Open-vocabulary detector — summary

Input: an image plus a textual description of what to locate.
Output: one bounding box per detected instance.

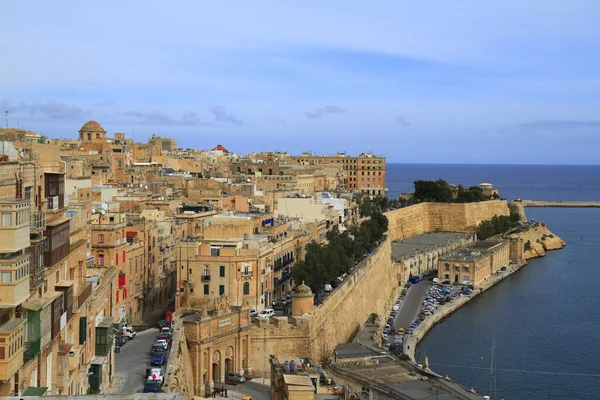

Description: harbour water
[387,164,600,400]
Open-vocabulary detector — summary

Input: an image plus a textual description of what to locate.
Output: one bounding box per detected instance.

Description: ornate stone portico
[181,299,251,396]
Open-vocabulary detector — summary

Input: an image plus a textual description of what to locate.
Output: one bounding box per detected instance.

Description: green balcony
[95,317,114,356]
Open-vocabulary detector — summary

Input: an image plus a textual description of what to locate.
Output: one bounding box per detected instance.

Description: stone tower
[291,282,314,317]
[508,201,527,223]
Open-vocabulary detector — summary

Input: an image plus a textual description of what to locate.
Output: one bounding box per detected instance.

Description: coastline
[403,232,564,379]
[403,259,525,363]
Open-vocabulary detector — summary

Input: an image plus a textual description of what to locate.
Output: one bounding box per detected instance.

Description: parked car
[151,344,164,355]
[225,372,246,384]
[397,327,404,335]
[324,284,333,292]
[147,368,164,384]
[249,309,258,318]
[144,380,161,393]
[158,333,171,343]
[151,352,166,366]
[156,320,170,329]
[160,327,172,336]
[257,308,275,318]
[155,339,169,350]
[442,280,451,285]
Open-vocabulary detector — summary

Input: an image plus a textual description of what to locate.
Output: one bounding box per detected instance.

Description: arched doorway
[225,358,232,375]
[212,350,221,383]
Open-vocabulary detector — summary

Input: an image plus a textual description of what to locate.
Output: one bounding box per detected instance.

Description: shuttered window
[79,317,87,344]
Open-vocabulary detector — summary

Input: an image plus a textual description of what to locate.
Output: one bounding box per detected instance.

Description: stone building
[180,300,252,396]
[438,241,510,285]
[391,232,476,282]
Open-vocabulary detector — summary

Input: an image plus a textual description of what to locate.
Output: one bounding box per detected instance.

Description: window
[463,275,470,282]
[444,274,450,279]
[116,253,119,266]
[243,264,250,276]
[98,254,104,266]
[219,266,225,277]
[203,266,210,276]
[463,266,469,272]
[1,271,11,282]
[55,271,59,282]
[98,234,104,244]
[204,284,209,295]
[243,282,250,295]
[444,263,450,271]
[219,285,225,296]
[1,213,12,226]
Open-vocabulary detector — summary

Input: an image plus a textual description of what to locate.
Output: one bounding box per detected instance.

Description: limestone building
[438,241,510,285]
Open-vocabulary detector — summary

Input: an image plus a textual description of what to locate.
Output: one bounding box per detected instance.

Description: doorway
[225,358,232,375]
[454,274,458,282]
[212,363,220,383]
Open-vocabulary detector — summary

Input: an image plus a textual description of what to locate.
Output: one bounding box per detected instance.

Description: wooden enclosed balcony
[0,199,31,252]
[0,253,31,306]
[0,317,26,381]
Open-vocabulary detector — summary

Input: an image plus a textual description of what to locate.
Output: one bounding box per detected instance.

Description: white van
[324,284,333,292]
[258,308,274,318]
[123,326,136,339]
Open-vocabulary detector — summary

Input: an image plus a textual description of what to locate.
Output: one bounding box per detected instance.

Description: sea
[386,164,600,400]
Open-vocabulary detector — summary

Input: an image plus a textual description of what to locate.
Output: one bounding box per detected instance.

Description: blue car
[151,352,166,366]
[144,380,161,393]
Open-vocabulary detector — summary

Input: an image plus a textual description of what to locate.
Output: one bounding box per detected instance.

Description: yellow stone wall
[385,200,511,241]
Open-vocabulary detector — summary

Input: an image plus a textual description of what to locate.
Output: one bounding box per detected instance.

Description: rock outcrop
[510,224,566,259]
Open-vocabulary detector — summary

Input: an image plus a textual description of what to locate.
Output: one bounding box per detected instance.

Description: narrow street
[108,327,163,394]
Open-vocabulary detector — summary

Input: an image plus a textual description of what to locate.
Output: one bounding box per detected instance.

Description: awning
[22,387,48,396]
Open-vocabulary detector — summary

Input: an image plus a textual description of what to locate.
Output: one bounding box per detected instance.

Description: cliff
[510,224,566,259]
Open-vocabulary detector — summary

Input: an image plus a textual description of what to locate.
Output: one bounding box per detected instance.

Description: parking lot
[383,279,468,349]
[109,327,166,394]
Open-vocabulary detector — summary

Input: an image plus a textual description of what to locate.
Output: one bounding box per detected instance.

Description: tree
[477,220,496,240]
[413,179,453,203]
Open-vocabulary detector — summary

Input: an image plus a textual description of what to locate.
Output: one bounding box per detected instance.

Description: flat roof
[283,374,313,387]
[391,232,473,261]
[440,241,507,263]
[0,317,26,333]
[334,343,379,359]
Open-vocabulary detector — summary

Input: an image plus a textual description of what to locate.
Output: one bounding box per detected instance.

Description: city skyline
[2,1,600,164]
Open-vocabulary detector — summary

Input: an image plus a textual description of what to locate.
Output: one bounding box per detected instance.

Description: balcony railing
[201,275,211,282]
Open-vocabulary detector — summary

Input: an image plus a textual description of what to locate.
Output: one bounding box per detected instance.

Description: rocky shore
[511,224,566,259]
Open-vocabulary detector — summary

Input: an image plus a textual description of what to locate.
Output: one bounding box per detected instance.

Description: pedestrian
[221,385,225,396]
[225,387,228,397]
[212,389,216,398]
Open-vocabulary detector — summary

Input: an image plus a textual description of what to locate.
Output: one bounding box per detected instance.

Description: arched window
[243,282,250,295]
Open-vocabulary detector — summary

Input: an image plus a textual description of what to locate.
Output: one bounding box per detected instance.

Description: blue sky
[2,1,600,163]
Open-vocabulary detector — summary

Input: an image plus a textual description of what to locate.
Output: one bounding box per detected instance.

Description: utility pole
[4,110,8,128]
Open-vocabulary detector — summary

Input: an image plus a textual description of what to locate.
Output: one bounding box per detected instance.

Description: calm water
[386,164,600,400]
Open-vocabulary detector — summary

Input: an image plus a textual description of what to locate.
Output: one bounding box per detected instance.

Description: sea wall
[385,200,510,241]
[510,224,566,259]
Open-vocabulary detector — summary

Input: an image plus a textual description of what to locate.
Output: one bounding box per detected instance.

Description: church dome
[79,120,106,133]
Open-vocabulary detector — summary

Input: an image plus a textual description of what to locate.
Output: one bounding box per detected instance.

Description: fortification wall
[385,200,510,241]
[308,237,397,363]
[163,320,195,400]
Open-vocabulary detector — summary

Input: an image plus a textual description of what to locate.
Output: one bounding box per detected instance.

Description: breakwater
[522,200,600,208]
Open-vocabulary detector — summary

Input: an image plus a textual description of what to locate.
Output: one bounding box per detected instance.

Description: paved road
[110,327,164,394]
[223,379,270,400]
[394,281,431,331]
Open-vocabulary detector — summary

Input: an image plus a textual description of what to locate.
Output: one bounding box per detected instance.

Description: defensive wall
[163,320,196,400]
[170,201,526,393]
[385,200,510,241]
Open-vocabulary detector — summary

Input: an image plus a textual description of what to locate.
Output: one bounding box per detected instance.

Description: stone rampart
[385,200,510,241]
[510,224,566,259]
[308,237,397,363]
[163,320,195,400]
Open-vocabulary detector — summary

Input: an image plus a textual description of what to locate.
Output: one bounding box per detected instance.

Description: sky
[2,1,600,164]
